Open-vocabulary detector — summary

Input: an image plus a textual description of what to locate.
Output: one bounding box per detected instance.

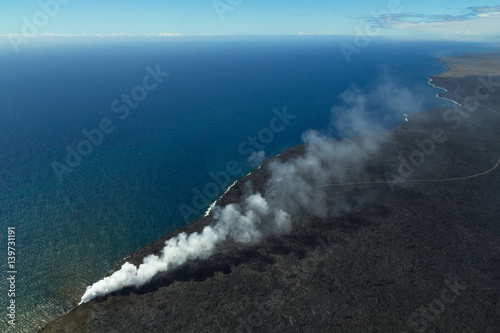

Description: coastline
[40,51,500,332]
[203,180,238,217]
[427,77,463,106]
[74,54,464,294]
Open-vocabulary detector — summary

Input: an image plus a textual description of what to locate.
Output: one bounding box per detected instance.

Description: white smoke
[265,131,384,219]
[80,79,421,304]
[80,193,290,304]
[248,150,266,167]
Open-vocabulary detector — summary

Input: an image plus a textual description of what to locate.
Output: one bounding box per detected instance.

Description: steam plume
[80,79,420,304]
[80,193,290,303]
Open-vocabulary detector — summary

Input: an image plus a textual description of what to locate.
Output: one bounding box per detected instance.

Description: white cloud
[0,32,183,38]
[298,32,338,35]
[385,15,500,36]
[477,11,500,18]
[375,5,500,37]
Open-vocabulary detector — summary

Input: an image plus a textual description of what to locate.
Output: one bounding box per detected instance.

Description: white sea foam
[427,77,463,106]
[204,180,238,217]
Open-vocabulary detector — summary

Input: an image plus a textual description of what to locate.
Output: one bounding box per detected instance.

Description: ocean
[0,36,494,332]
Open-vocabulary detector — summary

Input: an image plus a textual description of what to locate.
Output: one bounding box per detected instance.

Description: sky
[1,0,500,40]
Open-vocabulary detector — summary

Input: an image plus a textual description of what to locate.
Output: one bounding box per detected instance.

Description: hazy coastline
[41,51,500,332]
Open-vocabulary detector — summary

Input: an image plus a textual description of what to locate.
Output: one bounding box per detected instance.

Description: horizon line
[2,32,499,41]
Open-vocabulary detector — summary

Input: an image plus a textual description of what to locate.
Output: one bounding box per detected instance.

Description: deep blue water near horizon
[0,36,495,332]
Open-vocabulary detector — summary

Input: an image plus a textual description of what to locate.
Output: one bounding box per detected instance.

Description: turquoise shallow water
[0,37,492,332]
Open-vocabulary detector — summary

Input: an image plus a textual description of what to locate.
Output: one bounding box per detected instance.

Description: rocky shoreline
[41,52,500,332]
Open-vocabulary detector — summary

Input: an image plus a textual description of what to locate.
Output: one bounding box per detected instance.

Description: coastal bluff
[41,52,500,332]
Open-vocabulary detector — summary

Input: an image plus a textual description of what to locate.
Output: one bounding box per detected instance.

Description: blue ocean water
[0,36,493,332]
